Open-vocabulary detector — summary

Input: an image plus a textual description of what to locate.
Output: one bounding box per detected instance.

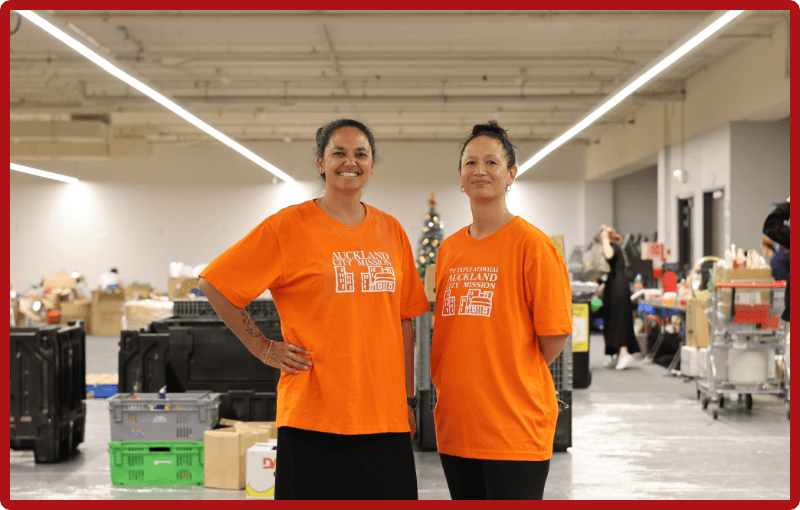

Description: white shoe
[615,353,635,370]
[604,355,618,369]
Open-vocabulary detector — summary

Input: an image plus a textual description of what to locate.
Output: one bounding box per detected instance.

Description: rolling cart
[697,281,789,420]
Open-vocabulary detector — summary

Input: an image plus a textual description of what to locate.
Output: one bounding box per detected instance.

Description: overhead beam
[11,92,685,108]
[52,10,716,23]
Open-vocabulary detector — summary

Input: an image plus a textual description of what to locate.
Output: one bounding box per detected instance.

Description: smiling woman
[431,121,572,500]
[197,118,429,500]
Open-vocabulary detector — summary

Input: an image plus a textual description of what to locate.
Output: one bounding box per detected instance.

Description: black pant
[439,452,550,500]
[275,426,418,500]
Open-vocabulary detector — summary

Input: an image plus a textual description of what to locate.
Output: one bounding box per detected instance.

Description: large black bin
[10,322,86,463]
[120,317,281,394]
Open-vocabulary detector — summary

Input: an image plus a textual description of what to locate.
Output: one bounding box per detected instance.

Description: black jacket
[763,201,790,322]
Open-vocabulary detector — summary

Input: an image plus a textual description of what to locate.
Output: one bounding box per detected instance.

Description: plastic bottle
[635,273,643,290]
[155,385,167,410]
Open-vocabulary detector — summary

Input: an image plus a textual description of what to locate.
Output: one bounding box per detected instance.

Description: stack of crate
[106,391,221,486]
[10,322,86,463]
[118,298,280,422]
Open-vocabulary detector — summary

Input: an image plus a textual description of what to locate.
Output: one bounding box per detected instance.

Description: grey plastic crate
[173,298,279,320]
[108,391,221,441]
[549,334,573,392]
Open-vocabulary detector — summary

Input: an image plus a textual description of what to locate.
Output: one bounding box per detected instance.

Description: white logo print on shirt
[441,266,498,318]
[332,251,396,294]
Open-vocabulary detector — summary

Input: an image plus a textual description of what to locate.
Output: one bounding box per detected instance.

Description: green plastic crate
[109,441,204,486]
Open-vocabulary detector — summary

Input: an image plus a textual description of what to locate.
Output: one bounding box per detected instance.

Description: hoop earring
[460,186,465,193]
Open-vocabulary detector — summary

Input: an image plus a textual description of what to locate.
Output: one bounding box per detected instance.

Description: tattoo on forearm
[240,310,262,339]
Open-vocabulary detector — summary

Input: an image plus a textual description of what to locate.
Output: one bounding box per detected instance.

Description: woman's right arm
[198,277,312,374]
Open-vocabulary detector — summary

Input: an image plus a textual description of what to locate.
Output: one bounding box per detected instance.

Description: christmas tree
[417,193,445,277]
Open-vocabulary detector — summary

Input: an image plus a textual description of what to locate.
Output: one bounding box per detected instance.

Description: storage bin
[108,441,204,486]
[173,298,278,320]
[108,391,221,441]
[10,322,86,462]
[727,350,769,384]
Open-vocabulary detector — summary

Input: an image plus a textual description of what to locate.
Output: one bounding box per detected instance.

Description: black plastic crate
[218,390,277,422]
[413,389,437,451]
[573,351,592,389]
[118,329,170,393]
[10,322,87,462]
[144,317,281,393]
[173,299,279,321]
[148,316,282,334]
[553,390,572,452]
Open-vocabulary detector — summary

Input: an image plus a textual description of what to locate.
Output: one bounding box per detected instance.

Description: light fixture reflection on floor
[11,163,79,184]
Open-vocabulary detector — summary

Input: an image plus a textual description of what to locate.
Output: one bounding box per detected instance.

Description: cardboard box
[204,427,257,490]
[685,295,711,348]
[124,299,174,331]
[714,267,772,284]
[90,289,125,336]
[91,311,123,336]
[680,345,699,377]
[60,297,91,334]
[712,266,771,316]
[204,422,276,490]
[168,276,196,301]
[42,270,78,291]
[234,421,277,440]
[246,441,278,499]
[125,284,153,301]
[40,294,61,312]
[92,289,126,313]
[423,264,436,303]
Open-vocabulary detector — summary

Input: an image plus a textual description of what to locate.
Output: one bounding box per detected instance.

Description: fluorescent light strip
[16,10,295,183]
[11,163,79,184]
[518,10,744,175]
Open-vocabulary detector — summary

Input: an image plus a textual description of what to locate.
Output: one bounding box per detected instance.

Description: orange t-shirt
[431,217,572,461]
[200,200,430,435]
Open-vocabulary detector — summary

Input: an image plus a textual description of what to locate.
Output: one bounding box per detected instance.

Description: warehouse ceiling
[9,10,788,156]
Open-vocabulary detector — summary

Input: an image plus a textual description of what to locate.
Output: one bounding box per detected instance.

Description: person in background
[761,235,790,282]
[600,226,640,370]
[98,268,121,290]
[763,197,790,380]
[198,119,429,500]
[431,121,572,500]
[763,197,790,323]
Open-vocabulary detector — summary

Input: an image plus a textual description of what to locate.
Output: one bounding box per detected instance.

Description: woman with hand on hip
[199,119,429,500]
[431,121,572,500]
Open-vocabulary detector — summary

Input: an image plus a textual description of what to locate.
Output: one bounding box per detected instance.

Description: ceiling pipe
[21,92,684,107]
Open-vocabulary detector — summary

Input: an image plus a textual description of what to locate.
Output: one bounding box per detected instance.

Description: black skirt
[274,426,418,500]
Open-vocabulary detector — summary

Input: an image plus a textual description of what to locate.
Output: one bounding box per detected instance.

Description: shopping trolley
[696,281,789,420]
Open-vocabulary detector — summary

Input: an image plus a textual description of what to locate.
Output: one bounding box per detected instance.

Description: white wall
[10,140,589,292]
[612,166,657,239]
[658,124,731,264]
[656,118,790,266]
[582,180,614,245]
[729,118,791,251]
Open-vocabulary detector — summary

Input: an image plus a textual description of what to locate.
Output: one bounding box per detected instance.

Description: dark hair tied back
[459,120,516,170]
[315,119,377,181]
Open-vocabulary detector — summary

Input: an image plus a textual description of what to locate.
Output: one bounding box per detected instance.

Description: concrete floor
[10,334,791,500]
